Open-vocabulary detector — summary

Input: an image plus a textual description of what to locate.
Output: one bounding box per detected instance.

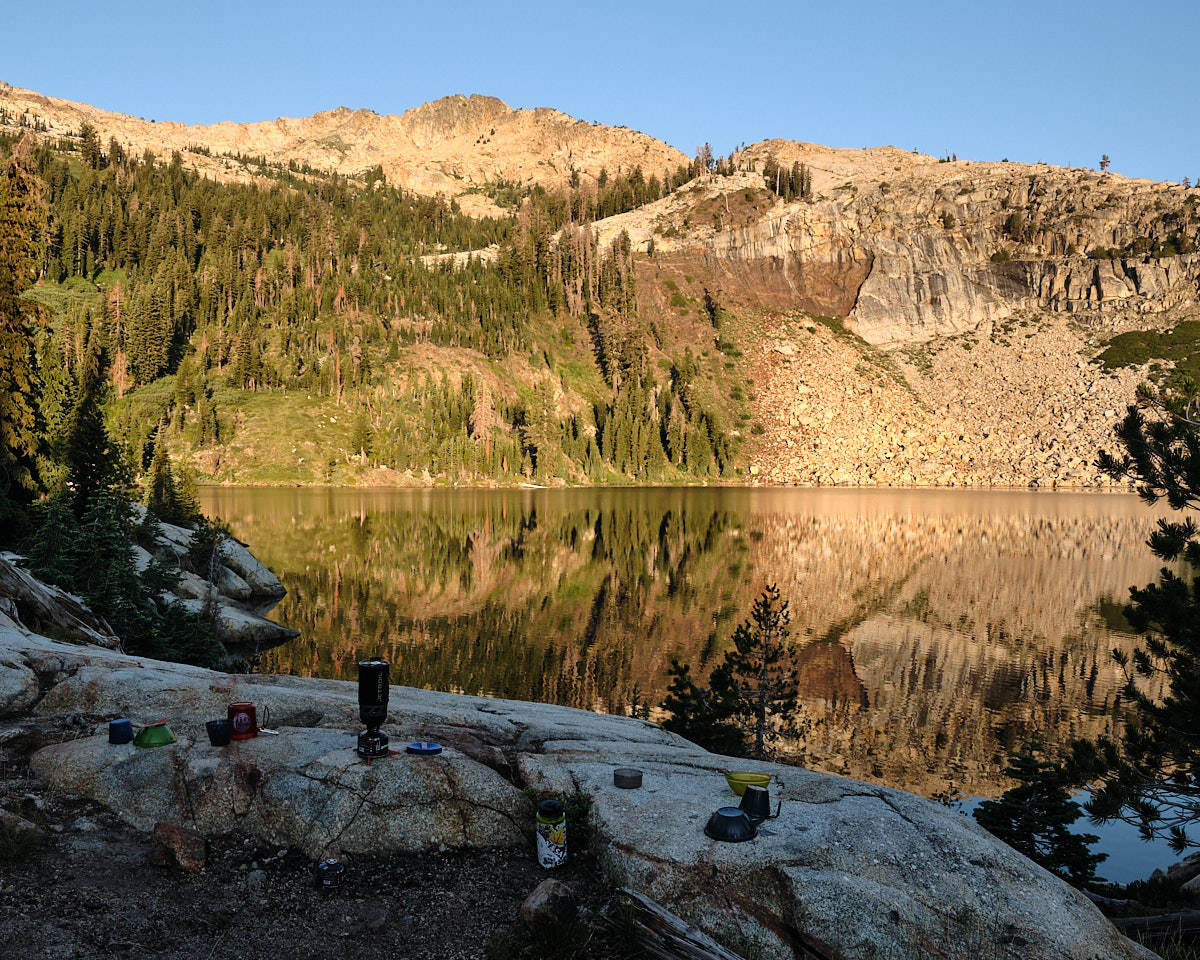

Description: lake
[199,485,1176,880]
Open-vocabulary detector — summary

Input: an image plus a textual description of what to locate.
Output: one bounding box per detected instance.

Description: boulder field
[0,623,1149,960]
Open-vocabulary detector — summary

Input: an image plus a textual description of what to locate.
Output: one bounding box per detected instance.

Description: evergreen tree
[661,585,800,760]
[522,377,560,479]
[0,145,44,507]
[660,659,748,757]
[23,496,80,588]
[72,489,152,643]
[36,331,74,493]
[144,440,197,525]
[349,409,373,464]
[61,342,123,517]
[78,122,102,170]
[1073,380,1200,850]
[974,744,1106,888]
[713,584,799,759]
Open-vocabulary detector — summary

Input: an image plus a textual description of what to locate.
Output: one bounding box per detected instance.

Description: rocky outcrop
[0,554,119,648]
[603,147,1199,346]
[2,626,1151,960]
[729,143,1199,345]
[130,523,295,657]
[0,515,296,663]
[139,515,294,658]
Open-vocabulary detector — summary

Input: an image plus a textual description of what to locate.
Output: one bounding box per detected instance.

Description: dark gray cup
[206,718,233,746]
[739,784,773,823]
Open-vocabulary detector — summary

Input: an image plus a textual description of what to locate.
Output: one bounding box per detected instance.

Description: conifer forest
[1,123,746,494]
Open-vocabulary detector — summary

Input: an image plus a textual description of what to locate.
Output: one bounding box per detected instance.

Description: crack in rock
[316,773,376,856]
[171,750,199,826]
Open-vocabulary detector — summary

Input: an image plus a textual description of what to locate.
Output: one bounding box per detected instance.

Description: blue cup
[109,718,134,744]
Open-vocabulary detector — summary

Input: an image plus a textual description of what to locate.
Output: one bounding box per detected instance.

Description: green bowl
[133,723,176,748]
[724,771,771,796]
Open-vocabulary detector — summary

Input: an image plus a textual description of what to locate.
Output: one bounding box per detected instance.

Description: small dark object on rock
[108,718,133,744]
[521,878,578,928]
[151,821,208,871]
[613,768,642,789]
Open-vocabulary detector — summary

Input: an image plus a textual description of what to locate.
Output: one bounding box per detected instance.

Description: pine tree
[661,585,801,760]
[144,440,197,525]
[24,496,81,588]
[61,340,123,518]
[1072,380,1200,850]
[974,744,1106,888]
[712,584,799,759]
[349,409,373,464]
[78,122,102,170]
[522,377,560,479]
[0,145,45,504]
[660,659,748,757]
[72,489,151,643]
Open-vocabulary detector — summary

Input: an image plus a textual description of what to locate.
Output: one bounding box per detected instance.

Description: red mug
[228,702,269,740]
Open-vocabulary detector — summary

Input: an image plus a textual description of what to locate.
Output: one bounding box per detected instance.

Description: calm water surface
[199,485,1175,875]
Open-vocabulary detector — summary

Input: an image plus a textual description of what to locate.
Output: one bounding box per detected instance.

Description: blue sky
[6,0,1197,183]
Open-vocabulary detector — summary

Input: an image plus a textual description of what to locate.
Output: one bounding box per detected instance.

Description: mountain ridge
[0,81,691,216]
[4,81,1200,490]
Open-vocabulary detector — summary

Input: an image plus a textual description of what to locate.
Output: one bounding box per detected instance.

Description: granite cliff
[592,149,1199,346]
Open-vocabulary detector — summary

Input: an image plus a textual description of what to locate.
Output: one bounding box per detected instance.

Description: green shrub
[1099,320,1200,385]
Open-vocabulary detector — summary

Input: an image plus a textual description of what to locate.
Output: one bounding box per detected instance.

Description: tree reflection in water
[200,486,1168,799]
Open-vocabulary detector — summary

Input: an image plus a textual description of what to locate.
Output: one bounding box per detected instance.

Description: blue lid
[406,741,443,755]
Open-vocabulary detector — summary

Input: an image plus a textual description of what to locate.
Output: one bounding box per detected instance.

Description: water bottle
[535,799,566,868]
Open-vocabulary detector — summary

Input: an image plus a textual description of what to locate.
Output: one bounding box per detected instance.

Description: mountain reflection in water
[198,486,1168,800]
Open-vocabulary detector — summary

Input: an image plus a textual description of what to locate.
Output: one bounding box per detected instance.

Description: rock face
[611,155,1200,347]
[727,142,1200,346]
[0,554,120,648]
[740,309,1155,489]
[135,514,295,657]
[3,625,1149,960]
[600,164,1184,489]
[0,651,38,718]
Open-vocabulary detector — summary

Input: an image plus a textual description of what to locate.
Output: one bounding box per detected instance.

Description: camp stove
[356,656,390,761]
